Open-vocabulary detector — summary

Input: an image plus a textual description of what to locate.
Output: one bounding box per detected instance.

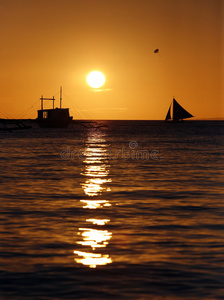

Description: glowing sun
[87,71,105,88]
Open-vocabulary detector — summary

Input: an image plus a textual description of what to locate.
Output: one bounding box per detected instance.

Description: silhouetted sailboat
[165,98,193,122]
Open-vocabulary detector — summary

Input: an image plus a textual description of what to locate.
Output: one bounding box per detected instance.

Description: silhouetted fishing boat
[165,98,193,122]
[36,87,73,128]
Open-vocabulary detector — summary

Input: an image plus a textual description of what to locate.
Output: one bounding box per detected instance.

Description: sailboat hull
[165,119,184,123]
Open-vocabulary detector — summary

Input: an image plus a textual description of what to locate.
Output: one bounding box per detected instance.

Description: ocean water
[0,120,224,300]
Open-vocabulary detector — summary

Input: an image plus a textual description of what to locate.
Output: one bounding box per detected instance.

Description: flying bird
[154,49,159,53]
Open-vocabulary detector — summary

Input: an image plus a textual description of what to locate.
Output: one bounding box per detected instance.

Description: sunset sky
[0,0,223,120]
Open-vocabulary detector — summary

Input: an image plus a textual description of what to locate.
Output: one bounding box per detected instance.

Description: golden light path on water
[80,200,111,209]
[73,251,112,269]
[77,228,112,249]
[74,129,112,268]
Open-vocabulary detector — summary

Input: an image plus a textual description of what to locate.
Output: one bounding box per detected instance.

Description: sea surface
[0,120,224,300]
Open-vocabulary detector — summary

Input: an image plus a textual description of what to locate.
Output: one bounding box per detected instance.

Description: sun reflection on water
[82,175,111,196]
[80,200,111,209]
[77,227,112,249]
[74,129,112,268]
[87,219,110,225]
[74,251,112,268]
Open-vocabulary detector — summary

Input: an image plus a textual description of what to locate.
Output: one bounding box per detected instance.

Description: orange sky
[0,0,223,120]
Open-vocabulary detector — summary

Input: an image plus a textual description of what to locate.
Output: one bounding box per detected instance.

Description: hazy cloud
[80,107,127,112]
[90,88,112,92]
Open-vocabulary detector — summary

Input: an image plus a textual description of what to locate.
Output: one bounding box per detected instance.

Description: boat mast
[40,95,55,110]
[60,86,62,109]
[41,95,43,110]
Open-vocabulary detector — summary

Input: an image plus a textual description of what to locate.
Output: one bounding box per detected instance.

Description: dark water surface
[1,121,224,299]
